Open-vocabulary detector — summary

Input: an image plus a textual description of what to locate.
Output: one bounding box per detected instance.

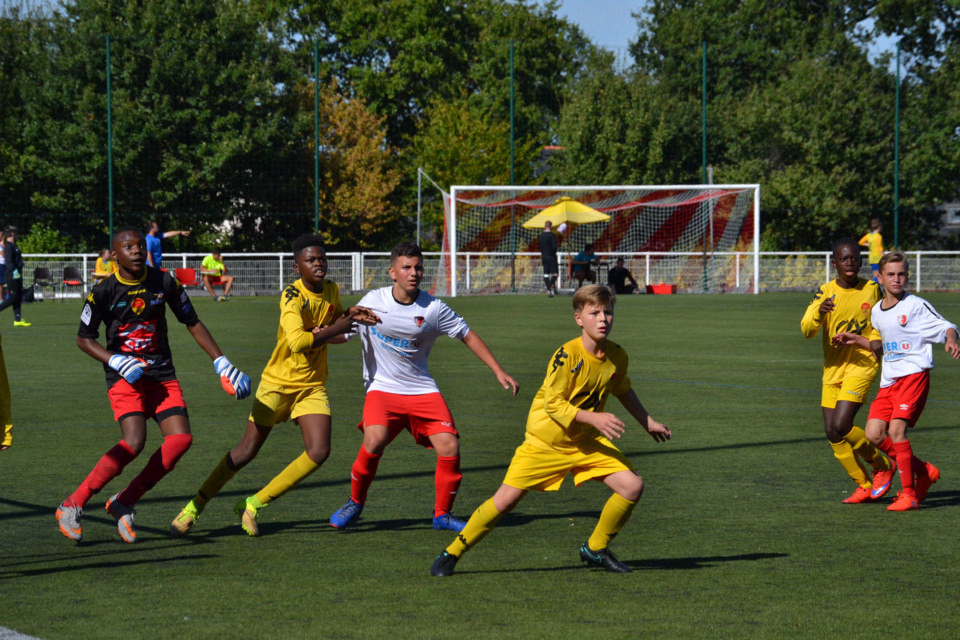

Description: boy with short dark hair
[57,226,250,543]
[329,241,518,533]
[835,252,959,511]
[801,238,894,504]
[431,284,672,577]
[171,235,379,537]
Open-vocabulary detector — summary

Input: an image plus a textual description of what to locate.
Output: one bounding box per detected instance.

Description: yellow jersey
[524,336,632,452]
[801,278,881,385]
[260,278,344,390]
[94,257,118,281]
[858,231,884,264]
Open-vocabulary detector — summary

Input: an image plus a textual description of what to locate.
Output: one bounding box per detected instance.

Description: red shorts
[108,379,188,424]
[205,275,224,285]
[360,390,457,448]
[868,370,930,428]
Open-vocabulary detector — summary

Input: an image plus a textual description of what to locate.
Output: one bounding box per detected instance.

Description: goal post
[436,185,760,296]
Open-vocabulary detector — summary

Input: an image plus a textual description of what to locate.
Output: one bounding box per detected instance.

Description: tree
[552,50,700,186]
[314,81,402,250]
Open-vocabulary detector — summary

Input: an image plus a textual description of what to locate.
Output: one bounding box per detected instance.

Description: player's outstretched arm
[313,306,381,345]
[616,388,672,443]
[186,321,251,400]
[832,331,870,350]
[461,330,519,396]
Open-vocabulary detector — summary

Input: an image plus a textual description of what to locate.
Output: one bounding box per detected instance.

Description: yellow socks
[830,439,871,489]
[445,498,505,557]
[587,493,637,551]
[255,451,320,506]
[193,453,239,513]
[844,426,891,471]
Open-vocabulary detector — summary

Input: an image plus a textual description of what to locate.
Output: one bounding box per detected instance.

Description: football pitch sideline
[1,292,959,639]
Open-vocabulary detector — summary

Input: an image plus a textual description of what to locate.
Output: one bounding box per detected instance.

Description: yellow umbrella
[521,197,610,229]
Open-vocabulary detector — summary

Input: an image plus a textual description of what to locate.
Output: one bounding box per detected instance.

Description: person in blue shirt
[572,243,601,289]
[146,221,190,269]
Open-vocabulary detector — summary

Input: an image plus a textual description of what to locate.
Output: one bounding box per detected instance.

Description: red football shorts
[868,370,930,427]
[360,390,457,448]
[108,379,188,423]
[206,276,224,285]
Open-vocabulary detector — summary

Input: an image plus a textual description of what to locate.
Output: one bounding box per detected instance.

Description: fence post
[278,254,284,290]
[916,252,921,292]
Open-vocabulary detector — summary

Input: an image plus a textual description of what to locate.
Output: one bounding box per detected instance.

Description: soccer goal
[434,185,760,296]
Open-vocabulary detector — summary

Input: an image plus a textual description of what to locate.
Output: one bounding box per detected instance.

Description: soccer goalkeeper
[431,284,672,577]
[56,226,251,544]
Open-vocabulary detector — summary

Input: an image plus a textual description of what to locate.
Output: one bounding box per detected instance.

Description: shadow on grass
[628,551,788,570]
[0,542,219,580]
[451,551,789,576]
[915,490,960,510]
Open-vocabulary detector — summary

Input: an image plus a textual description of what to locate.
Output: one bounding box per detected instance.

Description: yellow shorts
[821,376,873,409]
[502,439,635,492]
[249,381,331,427]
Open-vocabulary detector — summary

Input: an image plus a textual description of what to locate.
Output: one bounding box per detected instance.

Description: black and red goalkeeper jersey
[78,267,200,386]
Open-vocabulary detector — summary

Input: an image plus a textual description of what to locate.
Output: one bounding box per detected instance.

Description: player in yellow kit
[170,234,379,536]
[431,285,672,577]
[858,218,884,283]
[801,238,894,504]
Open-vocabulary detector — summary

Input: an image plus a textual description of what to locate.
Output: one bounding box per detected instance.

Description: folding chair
[61,266,85,302]
[32,267,54,302]
[174,268,201,288]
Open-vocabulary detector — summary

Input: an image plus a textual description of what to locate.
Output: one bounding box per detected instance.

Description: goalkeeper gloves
[214,356,251,400]
[108,354,147,384]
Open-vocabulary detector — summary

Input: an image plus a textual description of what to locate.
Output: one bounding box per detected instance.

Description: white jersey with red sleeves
[872,292,958,388]
[350,287,470,394]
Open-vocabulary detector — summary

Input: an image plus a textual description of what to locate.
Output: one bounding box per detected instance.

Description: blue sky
[551,0,900,66]
[553,0,641,52]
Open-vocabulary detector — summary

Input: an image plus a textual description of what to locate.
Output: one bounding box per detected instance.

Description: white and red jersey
[871,293,958,388]
[349,287,470,395]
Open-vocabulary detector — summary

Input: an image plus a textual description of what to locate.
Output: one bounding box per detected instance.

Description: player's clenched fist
[108,354,146,384]
[214,356,251,400]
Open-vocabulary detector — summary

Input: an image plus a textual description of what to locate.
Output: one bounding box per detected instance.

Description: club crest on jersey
[898,314,908,326]
[131,297,146,315]
[414,316,425,327]
[861,303,871,313]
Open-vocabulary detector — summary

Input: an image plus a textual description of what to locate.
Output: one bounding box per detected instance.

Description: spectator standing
[145,221,190,269]
[538,221,559,297]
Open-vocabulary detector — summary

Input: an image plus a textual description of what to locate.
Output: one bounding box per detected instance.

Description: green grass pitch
[2,291,959,639]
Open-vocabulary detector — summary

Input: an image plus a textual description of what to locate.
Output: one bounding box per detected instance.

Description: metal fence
[20,251,960,299]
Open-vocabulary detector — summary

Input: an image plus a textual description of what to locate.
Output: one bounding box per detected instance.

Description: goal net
[433,185,760,296]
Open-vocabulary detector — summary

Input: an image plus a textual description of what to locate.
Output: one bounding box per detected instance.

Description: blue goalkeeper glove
[108,354,147,384]
[214,356,251,400]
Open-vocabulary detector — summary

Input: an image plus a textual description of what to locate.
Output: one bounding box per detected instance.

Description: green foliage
[17,221,76,254]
